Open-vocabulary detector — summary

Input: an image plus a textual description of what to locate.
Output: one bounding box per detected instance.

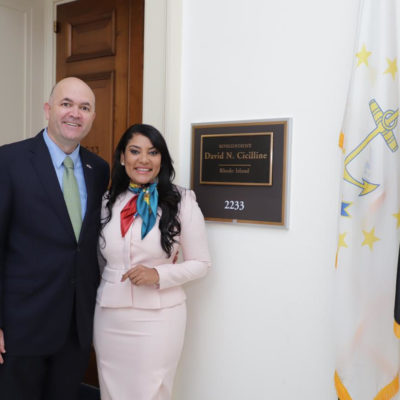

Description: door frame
[43,0,183,180]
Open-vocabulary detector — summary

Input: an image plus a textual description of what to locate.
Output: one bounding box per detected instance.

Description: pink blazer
[96,188,211,309]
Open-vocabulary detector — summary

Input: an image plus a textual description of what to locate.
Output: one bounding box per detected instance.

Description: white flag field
[335,0,400,399]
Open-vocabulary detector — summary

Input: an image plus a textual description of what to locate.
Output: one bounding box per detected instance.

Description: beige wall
[0,0,45,144]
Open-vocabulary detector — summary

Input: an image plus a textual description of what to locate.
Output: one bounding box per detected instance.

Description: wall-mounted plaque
[200,132,273,186]
[191,120,291,226]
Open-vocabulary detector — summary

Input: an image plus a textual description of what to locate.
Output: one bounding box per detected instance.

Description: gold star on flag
[356,44,371,67]
[393,210,400,228]
[335,232,348,269]
[339,132,345,153]
[384,58,397,79]
[362,227,380,250]
[338,232,348,249]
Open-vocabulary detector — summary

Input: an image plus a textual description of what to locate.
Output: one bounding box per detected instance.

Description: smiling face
[44,77,96,154]
[121,133,162,186]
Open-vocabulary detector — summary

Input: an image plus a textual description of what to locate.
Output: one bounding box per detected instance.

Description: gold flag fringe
[335,371,399,400]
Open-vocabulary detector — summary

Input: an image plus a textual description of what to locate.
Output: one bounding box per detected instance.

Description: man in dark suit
[0,77,109,399]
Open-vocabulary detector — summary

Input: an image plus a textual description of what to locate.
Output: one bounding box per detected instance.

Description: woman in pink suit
[94,124,211,400]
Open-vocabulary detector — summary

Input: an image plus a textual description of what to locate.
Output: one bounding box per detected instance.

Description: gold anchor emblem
[344,99,398,195]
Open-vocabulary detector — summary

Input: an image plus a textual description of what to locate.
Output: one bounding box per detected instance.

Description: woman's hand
[121,265,160,286]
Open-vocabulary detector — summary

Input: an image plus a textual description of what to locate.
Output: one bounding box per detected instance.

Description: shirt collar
[43,128,81,168]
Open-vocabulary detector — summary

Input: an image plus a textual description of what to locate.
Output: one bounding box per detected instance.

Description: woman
[93,124,211,400]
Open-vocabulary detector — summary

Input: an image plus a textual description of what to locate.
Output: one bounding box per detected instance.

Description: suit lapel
[79,148,95,242]
[29,131,76,240]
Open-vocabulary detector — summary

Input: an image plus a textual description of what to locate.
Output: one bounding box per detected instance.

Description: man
[0,77,109,399]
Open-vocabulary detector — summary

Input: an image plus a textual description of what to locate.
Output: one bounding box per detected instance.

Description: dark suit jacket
[0,131,109,355]
[395,248,400,325]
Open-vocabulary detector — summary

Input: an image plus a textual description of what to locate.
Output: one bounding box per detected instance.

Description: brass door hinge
[53,21,59,34]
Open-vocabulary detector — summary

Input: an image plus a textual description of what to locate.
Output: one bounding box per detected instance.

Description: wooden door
[56,0,144,387]
[56,0,144,167]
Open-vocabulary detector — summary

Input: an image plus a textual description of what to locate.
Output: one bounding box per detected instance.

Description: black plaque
[200,132,273,185]
[191,120,290,226]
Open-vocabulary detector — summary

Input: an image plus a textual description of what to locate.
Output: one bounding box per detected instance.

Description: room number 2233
[224,200,245,210]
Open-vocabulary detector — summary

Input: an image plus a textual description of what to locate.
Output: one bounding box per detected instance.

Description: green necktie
[62,156,82,240]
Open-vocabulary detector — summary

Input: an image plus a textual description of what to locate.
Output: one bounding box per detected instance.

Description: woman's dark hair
[103,123,181,256]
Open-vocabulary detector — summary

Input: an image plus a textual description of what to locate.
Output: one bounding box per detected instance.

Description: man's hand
[121,265,160,286]
[0,329,6,364]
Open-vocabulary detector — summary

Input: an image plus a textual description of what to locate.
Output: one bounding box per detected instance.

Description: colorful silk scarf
[120,195,137,237]
[120,181,158,239]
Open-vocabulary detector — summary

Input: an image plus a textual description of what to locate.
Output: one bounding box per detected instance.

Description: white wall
[0,0,45,145]
[172,1,361,399]
[143,0,183,183]
[1,0,363,398]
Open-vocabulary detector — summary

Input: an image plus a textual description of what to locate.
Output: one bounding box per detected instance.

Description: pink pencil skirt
[93,302,187,400]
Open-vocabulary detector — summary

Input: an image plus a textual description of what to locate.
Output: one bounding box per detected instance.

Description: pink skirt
[93,302,187,400]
